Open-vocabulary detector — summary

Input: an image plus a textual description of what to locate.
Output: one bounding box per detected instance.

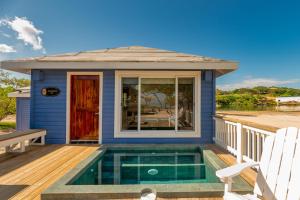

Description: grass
[0,121,16,131]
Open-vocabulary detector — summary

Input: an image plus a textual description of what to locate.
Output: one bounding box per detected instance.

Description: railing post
[236,122,243,163]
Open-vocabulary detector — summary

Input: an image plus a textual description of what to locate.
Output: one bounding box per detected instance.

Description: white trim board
[66,72,103,144]
[114,70,201,138]
[1,61,237,75]
[8,92,30,98]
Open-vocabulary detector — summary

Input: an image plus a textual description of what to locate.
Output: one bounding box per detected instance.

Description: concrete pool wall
[42,144,252,199]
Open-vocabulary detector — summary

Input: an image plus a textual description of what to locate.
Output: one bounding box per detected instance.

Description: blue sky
[0,0,300,89]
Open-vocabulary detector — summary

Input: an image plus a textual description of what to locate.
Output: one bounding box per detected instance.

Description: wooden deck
[0,144,256,200]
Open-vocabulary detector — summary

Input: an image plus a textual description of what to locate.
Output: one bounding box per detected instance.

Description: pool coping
[42,144,253,199]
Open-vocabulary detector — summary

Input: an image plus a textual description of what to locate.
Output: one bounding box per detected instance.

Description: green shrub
[216,93,276,111]
[0,121,16,130]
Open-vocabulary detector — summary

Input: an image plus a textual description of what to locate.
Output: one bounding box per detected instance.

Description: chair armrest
[216,162,259,181]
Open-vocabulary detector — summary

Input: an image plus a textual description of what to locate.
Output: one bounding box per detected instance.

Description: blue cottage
[1,46,237,144]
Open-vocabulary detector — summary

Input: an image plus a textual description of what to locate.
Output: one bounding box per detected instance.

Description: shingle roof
[0,46,238,75]
[15,46,230,62]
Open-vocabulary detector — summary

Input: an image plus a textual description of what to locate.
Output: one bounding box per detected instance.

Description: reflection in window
[140,78,175,130]
[121,78,138,130]
[178,78,194,130]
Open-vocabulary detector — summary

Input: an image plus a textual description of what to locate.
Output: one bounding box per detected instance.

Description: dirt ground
[1,114,16,123]
[217,111,300,129]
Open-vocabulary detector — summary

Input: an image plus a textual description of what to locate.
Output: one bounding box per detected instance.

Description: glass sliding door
[117,72,199,137]
[121,78,138,131]
[140,78,176,130]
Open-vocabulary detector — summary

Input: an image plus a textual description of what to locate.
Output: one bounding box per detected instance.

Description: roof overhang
[0,60,238,76]
[8,91,30,98]
[7,87,30,98]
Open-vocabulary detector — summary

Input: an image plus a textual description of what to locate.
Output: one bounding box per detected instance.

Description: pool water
[70,147,220,185]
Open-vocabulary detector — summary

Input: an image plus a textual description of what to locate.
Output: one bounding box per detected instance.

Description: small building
[1,46,237,144]
[275,96,300,104]
[8,87,30,131]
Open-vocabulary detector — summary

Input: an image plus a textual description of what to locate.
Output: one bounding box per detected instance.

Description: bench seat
[0,129,46,152]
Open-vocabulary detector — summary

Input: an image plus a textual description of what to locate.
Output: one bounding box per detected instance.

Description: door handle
[94,112,99,116]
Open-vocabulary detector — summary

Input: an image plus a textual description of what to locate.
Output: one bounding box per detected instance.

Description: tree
[216,86,297,111]
[0,70,30,121]
[0,70,30,89]
[0,87,16,121]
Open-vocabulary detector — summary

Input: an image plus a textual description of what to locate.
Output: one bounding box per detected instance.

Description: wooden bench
[0,129,46,153]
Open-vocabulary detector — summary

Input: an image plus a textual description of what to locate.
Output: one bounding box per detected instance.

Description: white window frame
[114,70,201,138]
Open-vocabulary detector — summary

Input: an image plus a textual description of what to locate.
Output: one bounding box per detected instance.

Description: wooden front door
[70,75,99,141]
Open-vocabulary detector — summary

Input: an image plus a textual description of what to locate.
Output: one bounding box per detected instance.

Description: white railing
[214,117,275,163]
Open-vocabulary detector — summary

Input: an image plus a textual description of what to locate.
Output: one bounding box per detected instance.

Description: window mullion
[120,77,122,132]
[137,77,141,132]
[175,77,178,132]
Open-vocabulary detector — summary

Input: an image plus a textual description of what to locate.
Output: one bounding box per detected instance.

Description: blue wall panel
[102,70,115,144]
[16,97,30,131]
[30,69,216,144]
[31,70,67,144]
[200,70,216,143]
[102,70,216,144]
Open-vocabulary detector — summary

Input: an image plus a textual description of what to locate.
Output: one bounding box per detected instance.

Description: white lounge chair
[216,127,300,200]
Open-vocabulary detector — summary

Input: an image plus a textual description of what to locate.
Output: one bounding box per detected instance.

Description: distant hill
[216,86,300,110]
[217,86,300,96]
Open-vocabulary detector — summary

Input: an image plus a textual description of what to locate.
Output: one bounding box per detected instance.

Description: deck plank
[0,144,256,200]
[12,146,97,200]
[0,146,75,184]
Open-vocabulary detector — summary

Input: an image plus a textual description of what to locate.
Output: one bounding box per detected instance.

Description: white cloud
[0,31,11,38]
[0,44,16,53]
[218,78,300,91]
[0,17,44,51]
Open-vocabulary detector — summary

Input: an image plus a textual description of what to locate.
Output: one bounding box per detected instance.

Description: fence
[214,117,275,163]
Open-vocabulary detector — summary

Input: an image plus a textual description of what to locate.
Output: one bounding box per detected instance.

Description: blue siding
[102,70,115,143]
[200,70,216,143]
[103,70,216,144]
[16,97,30,131]
[30,69,216,144]
[31,70,67,143]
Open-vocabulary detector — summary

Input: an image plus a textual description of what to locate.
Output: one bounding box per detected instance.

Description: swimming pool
[70,146,219,185]
[42,145,252,199]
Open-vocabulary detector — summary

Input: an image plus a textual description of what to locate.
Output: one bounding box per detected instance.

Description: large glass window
[119,74,197,134]
[141,78,175,130]
[178,78,194,130]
